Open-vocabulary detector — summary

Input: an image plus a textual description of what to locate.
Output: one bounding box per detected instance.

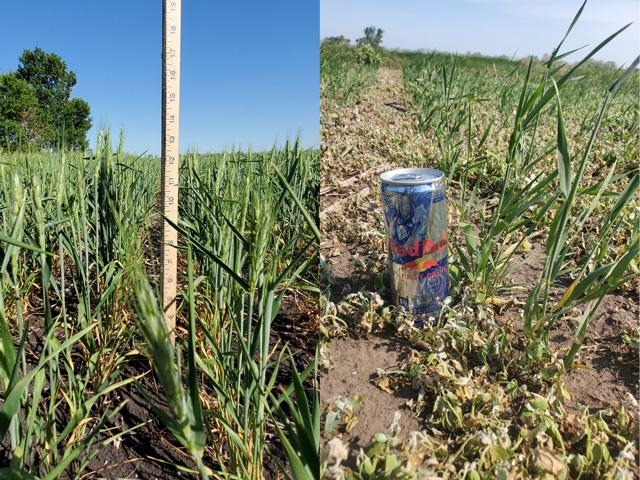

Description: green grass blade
[40,402,127,480]
[167,215,250,291]
[522,23,631,129]
[607,242,639,288]
[548,0,586,65]
[272,420,316,480]
[0,323,93,439]
[605,172,639,231]
[555,84,571,199]
[271,161,321,243]
[563,302,594,369]
[0,231,51,255]
[608,56,640,93]
[186,243,206,457]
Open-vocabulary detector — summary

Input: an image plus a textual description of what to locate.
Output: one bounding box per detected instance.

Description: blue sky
[0,1,319,156]
[321,0,639,68]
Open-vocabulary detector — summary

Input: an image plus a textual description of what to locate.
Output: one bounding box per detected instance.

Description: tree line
[322,26,384,48]
[0,47,92,151]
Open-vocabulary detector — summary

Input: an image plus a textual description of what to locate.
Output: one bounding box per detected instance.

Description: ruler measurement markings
[161,0,181,341]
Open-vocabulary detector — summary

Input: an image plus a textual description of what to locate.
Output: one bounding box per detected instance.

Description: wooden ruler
[161,0,181,342]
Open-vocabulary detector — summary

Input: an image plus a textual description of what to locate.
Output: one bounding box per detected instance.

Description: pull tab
[391,173,423,181]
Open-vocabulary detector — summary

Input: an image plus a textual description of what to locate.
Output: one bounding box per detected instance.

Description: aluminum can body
[380,168,449,326]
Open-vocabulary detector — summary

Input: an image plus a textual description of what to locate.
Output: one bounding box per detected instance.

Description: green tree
[356,26,384,48]
[61,98,92,150]
[0,72,43,150]
[12,47,92,150]
[322,35,351,46]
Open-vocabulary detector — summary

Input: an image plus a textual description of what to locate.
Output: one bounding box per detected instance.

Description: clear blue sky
[321,0,639,68]
[0,1,319,156]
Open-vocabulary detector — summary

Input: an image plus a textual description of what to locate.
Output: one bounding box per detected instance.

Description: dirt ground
[319,67,639,458]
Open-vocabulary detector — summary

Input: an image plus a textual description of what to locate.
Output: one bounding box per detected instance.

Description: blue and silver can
[380,168,449,326]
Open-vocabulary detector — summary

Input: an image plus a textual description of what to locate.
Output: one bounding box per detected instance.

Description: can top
[380,168,444,186]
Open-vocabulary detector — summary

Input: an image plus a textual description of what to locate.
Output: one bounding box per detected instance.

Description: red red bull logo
[388,232,447,258]
[388,232,448,280]
[402,257,439,272]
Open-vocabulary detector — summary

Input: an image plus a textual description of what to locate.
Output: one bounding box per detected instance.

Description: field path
[320,67,433,459]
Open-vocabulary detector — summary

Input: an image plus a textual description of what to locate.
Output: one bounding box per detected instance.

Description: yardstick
[161,0,181,343]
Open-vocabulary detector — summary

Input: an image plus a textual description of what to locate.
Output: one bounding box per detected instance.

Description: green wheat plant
[1,127,320,478]
[524,57,640,367]
[0,166,131,478]
[321,44,378,118]
[130,139,320,479]
[132,255,208,479]
[179,141,318,479]
[404,2,637,312]
[266,346,320,480]
[0,130,157,478]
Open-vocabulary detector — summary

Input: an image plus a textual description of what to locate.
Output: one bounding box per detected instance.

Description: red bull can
[380,168,448,326]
